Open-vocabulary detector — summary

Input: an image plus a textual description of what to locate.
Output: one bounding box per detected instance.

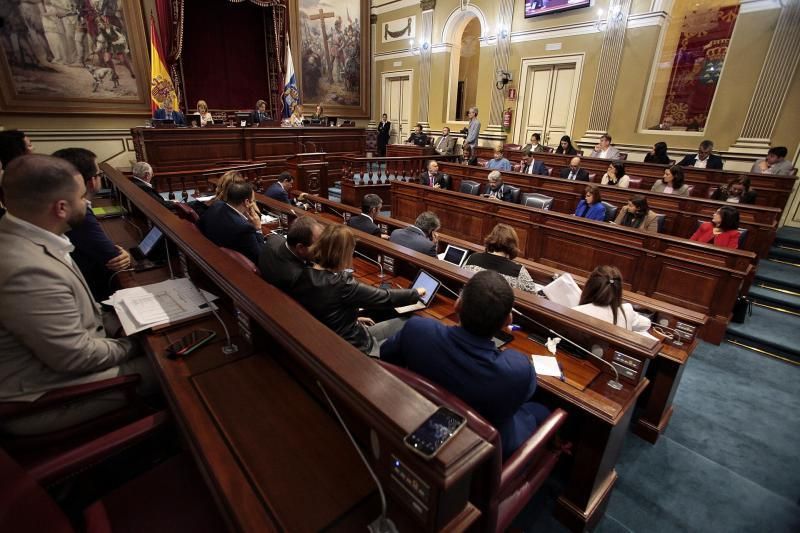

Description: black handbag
[731,296,752,323]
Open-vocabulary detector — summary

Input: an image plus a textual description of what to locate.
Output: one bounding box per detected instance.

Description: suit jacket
[518,160,547,175]
[389,226,437,257]
[559,167,590,181]
[0,215,134,401]
[614,206,660,233]
[130,177,176,210]
[690,222,739,249]
[589,146,621,159]
[650,180,690,196]
[574,199,607,221]
[678,153,724,170]
[250,110,271,124]
[521,143,546,153]
[377,121,391,144]
[407,132,429,146]
[347,213,381,237]
[258,234,308,292]
[417,171,448,188]
[198,201,265,263]
[381,317,547,459]
[434,135,456,155]
[265,182,290,204]
[466,118,481,145]
[66,205,121,302]
[482,184,515,202]
[153,108,186,126]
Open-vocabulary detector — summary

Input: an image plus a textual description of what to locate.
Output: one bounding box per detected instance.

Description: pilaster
[417,0,435,129]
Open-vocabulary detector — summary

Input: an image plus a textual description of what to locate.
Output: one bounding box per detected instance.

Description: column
[730,1,800,153]
[369,14,378,128]
[579,0,632,146]
[484,0,514,143]
[417,0,436,130]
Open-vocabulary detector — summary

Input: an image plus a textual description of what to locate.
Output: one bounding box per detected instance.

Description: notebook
[394,270,441,314]
[437,244,469,267]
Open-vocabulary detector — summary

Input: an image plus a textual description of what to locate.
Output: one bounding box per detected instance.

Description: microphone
[192,280,238,356]
[437,281,461,300]
[353,250,390,288]
[511,307,623,390]
[164,234,175,280]
[316,381,398,533]
[121,215,144,239]
[328,206,347,222]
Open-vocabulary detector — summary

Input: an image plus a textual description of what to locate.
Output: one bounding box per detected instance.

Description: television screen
[524,0,591,18]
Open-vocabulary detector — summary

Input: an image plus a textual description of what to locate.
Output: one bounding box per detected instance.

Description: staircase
[727,227,800,364]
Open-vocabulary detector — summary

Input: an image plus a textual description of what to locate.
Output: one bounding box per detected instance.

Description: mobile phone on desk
[404,406,466,459]
[165,329,216,359]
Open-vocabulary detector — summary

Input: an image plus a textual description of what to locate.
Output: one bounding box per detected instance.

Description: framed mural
[290,0,370,118]
[0,0,151,114]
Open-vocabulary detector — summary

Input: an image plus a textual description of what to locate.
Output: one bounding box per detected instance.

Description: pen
[556,358,566,382]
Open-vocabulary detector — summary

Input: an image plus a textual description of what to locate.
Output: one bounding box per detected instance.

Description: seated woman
[613,195,659,233]
[311,103,325,122]
[572,265,651,332]
[650,165,689,196]
[711,176,757,204]
[290,104,305,127]
[644,141,671,164]
[574,184,607,221]
[196,100,213,126]
[690,206,741,249]
[600,161,630,187]
[292,225,424,356]
[188,170,251,218]
[555,135,578,155]
[463,224,537,292]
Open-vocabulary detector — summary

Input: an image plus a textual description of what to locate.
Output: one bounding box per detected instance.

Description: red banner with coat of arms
[659,5,739,130]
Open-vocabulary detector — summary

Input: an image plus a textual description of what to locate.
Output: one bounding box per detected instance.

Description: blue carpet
[748,284,800,311]
[753,260,800,292]
[768,246,800,263]
[726,305,800,359]
[775,226,800,248]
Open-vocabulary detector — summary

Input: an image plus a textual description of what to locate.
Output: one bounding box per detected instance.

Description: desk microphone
[437,281,461,300]
[164,235,175,280]
[328,206,347,222]
[317,381,398,533]
[121,215,144,239]
[511,307,623,390]
[353,250,390,288]
[192,280,238,356]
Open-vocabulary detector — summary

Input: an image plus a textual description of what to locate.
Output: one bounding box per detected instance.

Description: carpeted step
[768,245,800,264]
[726,305,800,362]
[753,259,800,292]
[775,226,800,248]
[328,187,341,195]
[748,284,800,313]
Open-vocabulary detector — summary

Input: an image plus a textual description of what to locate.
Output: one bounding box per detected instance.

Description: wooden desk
[387,144,436,158]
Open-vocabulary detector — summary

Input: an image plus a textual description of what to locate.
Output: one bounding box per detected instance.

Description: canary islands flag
[149,15,178,113]
[282,37,300,119]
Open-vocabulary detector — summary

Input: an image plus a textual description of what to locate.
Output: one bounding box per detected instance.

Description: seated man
[258,216,322,292]
[483,171,514,202]
[265,172,294,204]
[518,150,547,175]
[54,148,131,302]
[485,147,512,171]
[0,155,155,435]
[130,161,176,210]
[406,124,429,147]
[589,133,620,159]
[521,133,545,154]
[389,211,440,257]
[198,181,265,263]
[750,146,793,175]
[381,270,549,459]
[250,99,271,124]
[417,160,448,188]
[433,127,456,156]
[347,193,388,238]
[678,140,723,169]
[559,157,589,181]
[152,99,186,126]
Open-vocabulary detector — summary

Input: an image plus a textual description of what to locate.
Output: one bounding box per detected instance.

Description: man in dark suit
[406,124,429,147]
[130,161,177,210]
[678,140,724,169]
[377,113,391,156]
[559,156,590,181]
[381,270,549,459]
[198,181,265,263]
[250,99,271,125]
[259,216,322,292]
[152,99,186,126]
[482,171,514,202]
[417,160,449,188]
[518,150,547,175]
[265,172,294,204]
[347,194,389,239]
[389,211,440,257]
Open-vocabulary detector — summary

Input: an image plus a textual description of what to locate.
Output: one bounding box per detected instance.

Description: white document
[261,214,278,224]
[194,195,216,202]
[531,355,563,378]
[542,273,582,308]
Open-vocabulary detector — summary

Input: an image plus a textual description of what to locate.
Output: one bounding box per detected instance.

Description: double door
[515,61,579,147]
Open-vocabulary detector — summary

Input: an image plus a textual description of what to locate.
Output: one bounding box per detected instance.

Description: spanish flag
[149,15,178,113]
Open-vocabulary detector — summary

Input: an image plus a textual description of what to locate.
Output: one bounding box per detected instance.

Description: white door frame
[381,69,414,143]
[513,54,584,146]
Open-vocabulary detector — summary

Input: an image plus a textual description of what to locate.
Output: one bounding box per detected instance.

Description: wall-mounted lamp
[496,25,509,40]
[495,70,513,90]
[595,5,624,31]
[408,38,429,56]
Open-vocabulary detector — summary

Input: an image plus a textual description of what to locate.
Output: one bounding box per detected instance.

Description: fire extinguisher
[502,108,513,132]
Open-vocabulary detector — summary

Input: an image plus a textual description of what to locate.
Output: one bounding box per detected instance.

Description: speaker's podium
[286,153,329,197]
[387,144,436,158]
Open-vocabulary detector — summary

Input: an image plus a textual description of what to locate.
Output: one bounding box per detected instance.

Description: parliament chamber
[1,0,799,532]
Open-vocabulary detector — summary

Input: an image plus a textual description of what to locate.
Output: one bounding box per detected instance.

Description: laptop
[394,270,441,314]
[437,244,469,267]
[130,226,165,271]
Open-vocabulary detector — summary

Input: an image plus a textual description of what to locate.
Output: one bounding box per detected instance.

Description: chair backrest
[601,201,618,222]
[627,176,642,189]
[655,213,666,233]
[707,186,719,199]
[686,184,695,196]
[220,247,258,274]
[440,174,452,190]
[521,193,554,210]
[738,228,749,249]
[460,180,481,195]
[617,152,628,160]
[175,202,200,224]
[588,173,598,182]
[506,185,521,204]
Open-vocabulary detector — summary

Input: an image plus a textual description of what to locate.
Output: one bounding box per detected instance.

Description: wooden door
[382,75,412,144]
[515,62,578,148]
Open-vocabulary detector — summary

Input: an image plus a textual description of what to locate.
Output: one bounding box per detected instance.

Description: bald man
[559,157,590,181]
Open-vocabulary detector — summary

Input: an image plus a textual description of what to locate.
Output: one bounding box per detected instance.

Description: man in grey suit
[589,133,621,159]
[389,211,440,257]
[434,127,457,156]
[463,107,481,163]
[0,155,155,435]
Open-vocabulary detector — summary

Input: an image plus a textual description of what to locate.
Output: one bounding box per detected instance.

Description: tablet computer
[394,270,441,314]
[440,244,469,267]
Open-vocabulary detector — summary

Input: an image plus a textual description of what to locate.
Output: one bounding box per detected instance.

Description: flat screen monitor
[525,0,590,18]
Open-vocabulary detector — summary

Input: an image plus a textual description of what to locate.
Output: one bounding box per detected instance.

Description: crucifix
[310,8,335,83]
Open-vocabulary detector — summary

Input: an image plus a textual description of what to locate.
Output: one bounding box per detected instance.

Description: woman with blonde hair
[292,225,424,356]
[572,265,651,331]
[196,100,213,126]
[463,223,537,292]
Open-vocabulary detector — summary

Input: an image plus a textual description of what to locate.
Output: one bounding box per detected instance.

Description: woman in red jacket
[690,206,740,249]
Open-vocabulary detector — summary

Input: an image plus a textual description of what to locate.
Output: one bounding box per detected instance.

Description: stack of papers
[104,278,218,335]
